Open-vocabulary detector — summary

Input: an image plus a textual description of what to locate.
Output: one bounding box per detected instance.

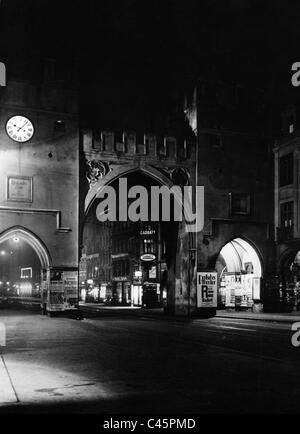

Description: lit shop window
[280,201,293,229]
[229,193,251,216]
[279,153,293,187]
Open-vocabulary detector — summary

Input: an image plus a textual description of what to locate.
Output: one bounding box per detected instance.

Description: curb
[215,314,300,324]
[81,306,300,324]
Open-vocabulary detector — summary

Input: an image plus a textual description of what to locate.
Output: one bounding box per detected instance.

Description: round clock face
[6,115,34,143]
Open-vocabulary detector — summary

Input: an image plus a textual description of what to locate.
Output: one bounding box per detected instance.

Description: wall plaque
[7,176,33,202]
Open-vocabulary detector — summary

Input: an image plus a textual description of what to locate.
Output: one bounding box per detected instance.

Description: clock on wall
[6,115,34,143]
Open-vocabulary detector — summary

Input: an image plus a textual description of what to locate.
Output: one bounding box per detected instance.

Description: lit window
[281,201,293,229]
[21,267,32,279]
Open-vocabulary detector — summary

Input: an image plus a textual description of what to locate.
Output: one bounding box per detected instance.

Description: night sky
[1,0,300,132]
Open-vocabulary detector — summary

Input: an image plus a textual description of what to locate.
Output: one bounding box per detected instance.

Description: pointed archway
[0,226,51,269]
[216,237,263,309]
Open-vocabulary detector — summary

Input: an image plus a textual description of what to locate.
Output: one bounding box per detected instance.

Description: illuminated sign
[149,266,157,279]
[140,230,156,235]
[21,267,32,279]
[134,271,142,278]
[140,253,156,262]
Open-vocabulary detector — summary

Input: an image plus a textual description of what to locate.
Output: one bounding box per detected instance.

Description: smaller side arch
[216,236,264,278]
[278,247,300,273]
[0,226,52,269]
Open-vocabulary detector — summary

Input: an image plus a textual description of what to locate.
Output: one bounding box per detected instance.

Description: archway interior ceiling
[218,238,262,277]
[0,238,41,281]
[88,170,184,222]
[85,165,188,216]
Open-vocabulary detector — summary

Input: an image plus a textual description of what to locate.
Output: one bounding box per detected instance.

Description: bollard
[0,322,6,347]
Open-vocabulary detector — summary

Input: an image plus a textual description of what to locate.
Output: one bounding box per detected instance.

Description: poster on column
[48,269,64,311]
[63,271,78,309]
[243,274,254,307]
[225,274,235,307]
[197,272,218,308]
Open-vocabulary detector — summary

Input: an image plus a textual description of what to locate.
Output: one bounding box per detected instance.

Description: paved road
[0,309,299,413]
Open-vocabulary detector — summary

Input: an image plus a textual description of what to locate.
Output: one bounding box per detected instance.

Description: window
[230,193,251,215]
[279,153,293,187]
[143,238,154,253]
[286,115,295,134]
[281,201,293,229]
[21,267,32,279]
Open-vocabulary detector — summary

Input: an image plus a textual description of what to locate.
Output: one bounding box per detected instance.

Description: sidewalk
[0,354,17,405]
[79,303,300,323]
[216,310,300,323]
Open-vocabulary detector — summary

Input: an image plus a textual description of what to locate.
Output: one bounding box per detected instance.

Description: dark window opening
[279,153,293,187]
[230,193,251,215]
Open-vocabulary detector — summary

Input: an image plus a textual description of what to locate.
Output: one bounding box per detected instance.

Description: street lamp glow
[0,250,5,255]
[13,237,20,243]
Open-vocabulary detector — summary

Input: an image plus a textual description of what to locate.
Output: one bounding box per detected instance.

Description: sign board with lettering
[47,269,78,312]
[7,176,32,202]
[63,271,78,309]
[197,272,218,308]
[48,269,64,311]
[141,253,156,262]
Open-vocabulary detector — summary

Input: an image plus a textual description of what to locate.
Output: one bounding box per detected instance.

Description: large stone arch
[82,163,197,315]
[85,164,177,215]
[0,226,52,269]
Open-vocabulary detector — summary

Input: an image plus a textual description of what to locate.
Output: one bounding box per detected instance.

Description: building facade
[184,78,275,314]
[0,55,80,313]
[274,118,300,311]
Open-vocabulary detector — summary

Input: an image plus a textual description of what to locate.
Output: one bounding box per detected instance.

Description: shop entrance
[280,250,300,311]
[215,238,262,309]
[0,227,51,309]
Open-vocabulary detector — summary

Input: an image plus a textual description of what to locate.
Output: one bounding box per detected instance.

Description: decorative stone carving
[151,166,190,187]
[86,160,111,184]
[170,167,190,186]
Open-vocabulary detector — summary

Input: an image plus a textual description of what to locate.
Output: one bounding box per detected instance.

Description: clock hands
[17,120,28,132]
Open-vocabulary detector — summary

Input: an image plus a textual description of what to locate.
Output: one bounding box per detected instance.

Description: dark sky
[1,0,300,131]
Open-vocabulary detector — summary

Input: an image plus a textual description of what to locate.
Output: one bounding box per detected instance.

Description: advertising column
[47,268,79,313]
[197,272,218,316]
